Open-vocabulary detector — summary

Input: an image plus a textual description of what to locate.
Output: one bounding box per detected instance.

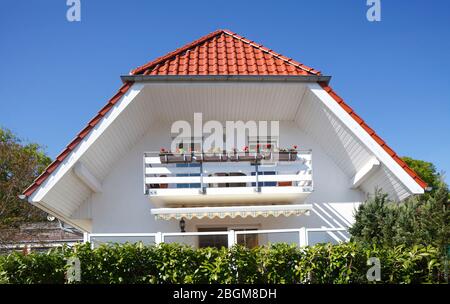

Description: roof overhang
[121,74,332,84]
[151,204,312,220]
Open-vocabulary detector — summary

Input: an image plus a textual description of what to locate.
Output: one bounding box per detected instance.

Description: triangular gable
[23,30,426,199]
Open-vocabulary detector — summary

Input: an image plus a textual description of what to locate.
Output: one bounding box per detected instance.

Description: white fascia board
[29,83,144,204]
[307,83,424,195]
[73,162,102,193]
[350,157,380,189]
[33,200,91,233]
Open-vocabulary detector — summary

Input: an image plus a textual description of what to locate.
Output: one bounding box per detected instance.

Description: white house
[23,30,426,248]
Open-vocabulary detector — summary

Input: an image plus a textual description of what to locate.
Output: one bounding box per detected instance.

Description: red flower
[160,148,166,152]
[293,145,298,150]
[266,143,272,149]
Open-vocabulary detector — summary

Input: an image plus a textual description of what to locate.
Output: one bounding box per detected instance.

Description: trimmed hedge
[0,242,445,284]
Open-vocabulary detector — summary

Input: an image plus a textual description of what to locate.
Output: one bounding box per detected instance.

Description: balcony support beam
[73,162,102,193]
[350,157,380,189]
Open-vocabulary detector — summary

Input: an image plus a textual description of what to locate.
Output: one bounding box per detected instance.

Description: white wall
[90,121,364,245]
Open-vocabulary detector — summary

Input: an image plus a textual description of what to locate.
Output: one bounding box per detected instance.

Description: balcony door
[197,227,258,249]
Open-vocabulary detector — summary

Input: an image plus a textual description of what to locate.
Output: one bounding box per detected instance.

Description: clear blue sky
[1,0,449,182]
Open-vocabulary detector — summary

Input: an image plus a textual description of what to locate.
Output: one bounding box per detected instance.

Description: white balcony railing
[86,227,349,248]
[143,150,313,206]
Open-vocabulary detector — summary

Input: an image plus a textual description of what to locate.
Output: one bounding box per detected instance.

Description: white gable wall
[90,121,364,242]
[27,81,421,238]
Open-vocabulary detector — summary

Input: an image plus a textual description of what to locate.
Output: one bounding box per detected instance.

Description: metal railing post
[299,227,307,247]
[255,162,261,192]
[199,160,206,194]
[228,230,236,248]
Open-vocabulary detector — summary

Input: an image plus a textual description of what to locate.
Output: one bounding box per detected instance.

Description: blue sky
[1,0,449,182]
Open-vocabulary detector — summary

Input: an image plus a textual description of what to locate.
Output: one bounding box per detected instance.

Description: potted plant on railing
[239,146,257,161]
[203,147,228,162]
[273,145,298,161]
[159,148,173,163]
[289,145,298,161]
[229,147,238,161]
[261,143,272,160]
[170,147,192,163]
[159,147,192,163]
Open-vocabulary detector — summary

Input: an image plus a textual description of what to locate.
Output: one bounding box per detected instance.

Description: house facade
[23,30,426,248]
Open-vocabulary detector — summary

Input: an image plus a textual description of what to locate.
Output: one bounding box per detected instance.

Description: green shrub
[0,242,445,284]
[0,247,66,284]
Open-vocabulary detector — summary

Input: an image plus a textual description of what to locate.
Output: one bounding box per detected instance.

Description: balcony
[144,150,313,207]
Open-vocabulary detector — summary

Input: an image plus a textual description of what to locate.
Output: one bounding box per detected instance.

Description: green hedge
[0,242,445,284]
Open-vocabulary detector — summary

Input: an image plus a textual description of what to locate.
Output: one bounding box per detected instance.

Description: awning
[151,204,312,220]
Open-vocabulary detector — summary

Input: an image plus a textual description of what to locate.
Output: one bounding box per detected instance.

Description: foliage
[402,157,441,195]
[0,242,445,284]
[349,186,449,253]
[0,127,52,242]
[350,156,449,273]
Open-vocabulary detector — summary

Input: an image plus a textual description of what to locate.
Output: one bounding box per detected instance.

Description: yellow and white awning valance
[151,204,312,220]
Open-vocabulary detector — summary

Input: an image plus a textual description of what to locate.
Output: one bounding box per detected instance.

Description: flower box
[202,153,228,162]
[274,151,298,161]
[159,153,191,163]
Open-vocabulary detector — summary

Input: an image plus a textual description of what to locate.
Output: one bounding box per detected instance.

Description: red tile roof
[131,29,321,76]
[23,30,426,197]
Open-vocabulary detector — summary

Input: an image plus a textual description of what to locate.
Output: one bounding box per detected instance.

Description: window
[198,227,259,249]
[208,172,247,188]
[236,228,258,249]
[176,163,201,189]
[251,171,276,187]
[198,227,227,249]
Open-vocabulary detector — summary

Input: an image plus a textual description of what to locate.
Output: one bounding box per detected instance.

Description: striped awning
[151,204,312,220]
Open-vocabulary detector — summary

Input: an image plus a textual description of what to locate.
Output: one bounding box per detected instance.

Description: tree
[0,127,52,243]
[402,156,441,195]
[350,156,449,256]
